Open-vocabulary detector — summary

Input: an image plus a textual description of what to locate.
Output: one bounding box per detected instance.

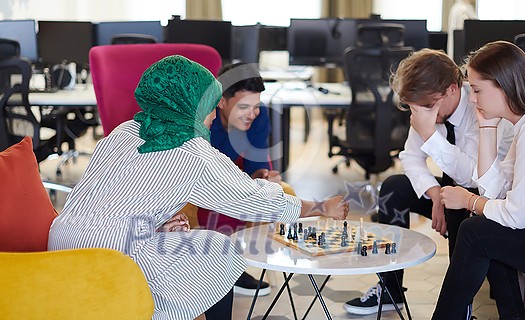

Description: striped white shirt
[48,120,302,320]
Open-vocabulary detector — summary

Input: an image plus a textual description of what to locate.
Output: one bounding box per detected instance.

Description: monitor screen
[380,19,429,50]
[287,18,357,66]
[231,25,287,63]
[0,20,38,62]
[165,17,232,63]
[37,21,94,69]
[95,21,164,46]
[463,20,525,54]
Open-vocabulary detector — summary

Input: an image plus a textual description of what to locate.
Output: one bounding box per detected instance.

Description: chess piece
[312,227,317,240]
[385,243,391,254]
[279,223,285,236]
[293,227,298,241]
[303,231,309,242]
[391,242,397,254]
[341,235,347,247]
[298,222,303,233]
[361,245,367,256]
[357,241,362,254]
[287,226,293,240]
[372,240,378,254]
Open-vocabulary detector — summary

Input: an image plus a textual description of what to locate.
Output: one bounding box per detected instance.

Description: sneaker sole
[344,303,404,315]
[234,285,272,297]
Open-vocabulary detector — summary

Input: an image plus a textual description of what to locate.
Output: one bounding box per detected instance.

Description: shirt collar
[447,82,472,127]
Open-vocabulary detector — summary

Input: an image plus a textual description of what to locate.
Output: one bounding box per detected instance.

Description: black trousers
[204,288,233,320]
[433,217,525,319]
[375,174,474,301]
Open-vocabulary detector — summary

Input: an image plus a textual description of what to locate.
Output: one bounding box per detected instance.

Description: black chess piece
[385,243,391,254]
[279,223,285,236]
[372,240,378,254]
[298,222,303,233]
[293,228,298,241]
[361,245,368,256]
[391,242,397,254]
[287,226,293,240]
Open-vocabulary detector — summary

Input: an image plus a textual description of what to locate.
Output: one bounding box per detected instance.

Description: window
[477,0,525,20]
[372,0,442,31]
[222,0,321,26]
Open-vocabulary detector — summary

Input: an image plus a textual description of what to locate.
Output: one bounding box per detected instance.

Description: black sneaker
[234,271,271,296]
[344,284,403,315]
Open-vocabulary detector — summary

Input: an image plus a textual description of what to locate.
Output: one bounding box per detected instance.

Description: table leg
[260,272,295,320]
[283,272,298,320]
[307,274,332,320]
[246,268,267,320]
[376,273,406,320]
[301,275,331,319]
[395,271,412,319]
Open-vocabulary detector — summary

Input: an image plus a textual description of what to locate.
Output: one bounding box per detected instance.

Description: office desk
[27,84,97,107]
[261,82,351,173]
[19,83,348,175]
[231,220,436,320]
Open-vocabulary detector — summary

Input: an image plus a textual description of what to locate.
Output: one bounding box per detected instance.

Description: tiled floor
[40,108,498,319]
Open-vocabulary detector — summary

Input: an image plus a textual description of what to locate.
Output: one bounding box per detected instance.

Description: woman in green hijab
[48,55,349,320]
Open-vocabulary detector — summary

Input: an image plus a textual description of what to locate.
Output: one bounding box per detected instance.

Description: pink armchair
[89,43,222,136]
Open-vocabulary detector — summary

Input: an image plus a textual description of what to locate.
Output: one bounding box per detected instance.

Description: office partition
[463,20,525,54]
[0,20,38,62]
[95,21,164,46]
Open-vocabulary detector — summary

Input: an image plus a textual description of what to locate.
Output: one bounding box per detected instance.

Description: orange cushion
[0,136,57,252]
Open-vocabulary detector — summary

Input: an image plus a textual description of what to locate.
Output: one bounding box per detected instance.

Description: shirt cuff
[475,160,506,199]
[277,194,302,223]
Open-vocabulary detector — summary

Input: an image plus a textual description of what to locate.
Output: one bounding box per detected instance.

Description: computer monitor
[428,31,448,52]
[287,18,358,67]
[463,20,525,55]
[0,20,38,62]
[231,24,287,63]
[165,17,232,63]
[380,19,429,50]
[37,21,94,69]
[95,21,164,46]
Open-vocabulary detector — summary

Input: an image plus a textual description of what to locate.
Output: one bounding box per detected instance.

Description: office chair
[328,46,412,183]
[111,33,159,44]
[0,39,76,199]
[89,43,222,136]
[515,33,525,52]
[356,23,405,48]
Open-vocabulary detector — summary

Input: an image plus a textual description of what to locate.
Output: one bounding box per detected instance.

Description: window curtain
[186,0,222,20]
[318,0,373,82]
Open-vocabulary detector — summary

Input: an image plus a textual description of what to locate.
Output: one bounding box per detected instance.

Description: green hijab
[134,55,222,153]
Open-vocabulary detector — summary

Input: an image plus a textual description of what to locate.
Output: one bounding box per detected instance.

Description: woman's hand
[440,186,472,210]
[323,196,349,220]
[475,107,501,127]
[251,168,282,184]
[157,212,190,232]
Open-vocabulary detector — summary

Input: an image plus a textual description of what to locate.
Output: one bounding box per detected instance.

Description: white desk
[27,84,97,107]
[261,82,351,173]
[230,221,436,319]
[21,82,349,174]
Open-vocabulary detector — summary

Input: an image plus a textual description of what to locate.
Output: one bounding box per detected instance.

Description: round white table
[230,220,436,320]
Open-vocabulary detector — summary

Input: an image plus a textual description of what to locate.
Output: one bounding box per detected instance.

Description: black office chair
[111,33,159,45]
[514,33,525,52]
[356,23,405,48]
[327,46,413,181]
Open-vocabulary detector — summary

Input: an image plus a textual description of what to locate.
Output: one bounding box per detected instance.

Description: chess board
[269,222,393,257]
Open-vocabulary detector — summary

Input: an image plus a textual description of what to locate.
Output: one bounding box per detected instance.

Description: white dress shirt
[475,115,525,229]
[400,83,514,198]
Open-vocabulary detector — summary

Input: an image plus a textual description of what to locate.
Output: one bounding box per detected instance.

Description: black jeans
[433,217,525,319]
[374,174,471,301]
[204,288,233,320]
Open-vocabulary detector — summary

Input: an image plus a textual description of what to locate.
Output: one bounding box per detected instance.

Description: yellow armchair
[0,248,154,320]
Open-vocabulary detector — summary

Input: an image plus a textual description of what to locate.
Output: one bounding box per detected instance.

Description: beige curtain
[317,0,373,82]
[186,0,223,20]
[321,0,373,19]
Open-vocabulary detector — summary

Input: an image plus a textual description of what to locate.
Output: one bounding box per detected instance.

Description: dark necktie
[442,121,455,186]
